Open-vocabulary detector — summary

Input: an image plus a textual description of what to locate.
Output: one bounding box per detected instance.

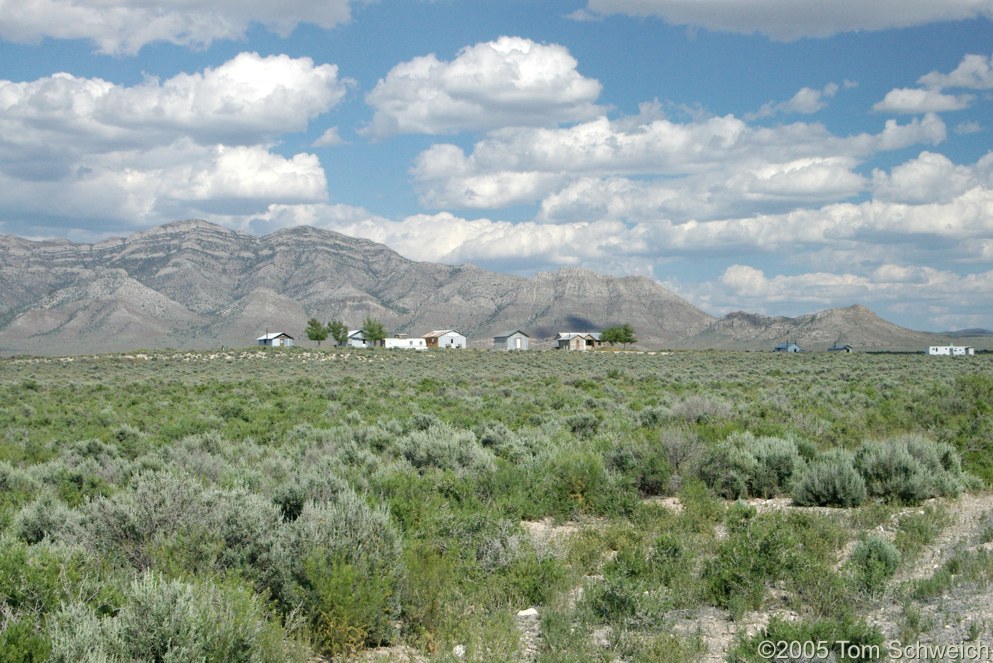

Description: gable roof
[493,330,529,339]
[423,329,462,338]
[257,332,293,341]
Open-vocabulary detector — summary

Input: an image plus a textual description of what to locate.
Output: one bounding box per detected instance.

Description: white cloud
[748,83,839,120]
[364,36,603,137]
[312,127,346,147]
[919,52,993,89]
[0,141,328,225]
[0,53,347,161]
[412,111,945,210]
[0,54,342,227]
[872,87,973,114]
[871,151,975,204]
[582,0,993,41]
[0,0,353,55]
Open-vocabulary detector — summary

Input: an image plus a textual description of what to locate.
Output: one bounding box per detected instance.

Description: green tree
[361,317,387,347]
[305,318,329,346]
[601,324,636,348]
[327,320,348,347]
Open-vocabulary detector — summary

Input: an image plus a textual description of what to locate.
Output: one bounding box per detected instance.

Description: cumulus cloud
[412,110,945,210]
[0,0,353,55]
[872,88,973,114]
[0,53,342,228]
[581,0,993,41]
[364,36,603,137]
[747,83,841,120]
[871,151,975,203]
[919,52,993,89]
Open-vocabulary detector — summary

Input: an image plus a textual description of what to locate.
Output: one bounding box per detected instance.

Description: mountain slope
[0,220,713,354]
[689,305,942,351]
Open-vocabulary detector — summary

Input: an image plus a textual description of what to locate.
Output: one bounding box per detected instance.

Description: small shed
[828,344,853,353]
[493,330,529,351]
[423,330,467,349]
[257,332,294,348]
[774,341,801,353]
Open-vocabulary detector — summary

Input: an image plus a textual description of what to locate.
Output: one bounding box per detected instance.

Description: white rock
[517,607,539,618]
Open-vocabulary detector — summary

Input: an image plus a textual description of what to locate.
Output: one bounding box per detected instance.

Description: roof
[556,332,602,341]
[257,332,293,341]
[423,329,462,338]
[347,329,364,338]
[493,330,529,339]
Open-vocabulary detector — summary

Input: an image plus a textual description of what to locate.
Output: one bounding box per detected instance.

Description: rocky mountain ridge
[0,220,987,355]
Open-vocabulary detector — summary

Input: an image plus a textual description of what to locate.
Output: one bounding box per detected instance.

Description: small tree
[601,324,636,348]
[305,318,329,346]
[361,317,387,347]
[327,320,348,347]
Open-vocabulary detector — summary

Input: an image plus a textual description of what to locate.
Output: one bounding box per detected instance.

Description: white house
[774,341,801,353]
[928,346,975,356]
[345,329,371,348]
[385,337,427,350]
[554,332,602,351]
[423,330,467,349]
[257,332,294,347]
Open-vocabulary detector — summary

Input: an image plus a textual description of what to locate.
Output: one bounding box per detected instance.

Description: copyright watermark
[757,639,993,660]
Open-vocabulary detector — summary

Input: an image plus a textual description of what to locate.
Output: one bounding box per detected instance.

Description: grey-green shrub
[13,493,81,545]
[849,536,900,596]
[792,449,867,507]
[80,469,208,569]
[854,438,955,504]
[395,423,495,475]
[49,573,306,663]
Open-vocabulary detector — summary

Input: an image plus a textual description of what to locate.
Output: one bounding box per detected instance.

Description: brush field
[2,348,993,662]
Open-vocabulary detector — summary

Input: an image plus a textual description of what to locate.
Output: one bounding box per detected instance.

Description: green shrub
[792,449,867,507]
[699,433,803,499]
[703,513,796,618]
[266,490,404,649]
[849,536,900,596]
[730,615,884,662]
[699,441,757,499]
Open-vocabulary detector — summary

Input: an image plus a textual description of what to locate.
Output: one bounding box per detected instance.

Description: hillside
[688,305,943,352]
[0,220,714,354]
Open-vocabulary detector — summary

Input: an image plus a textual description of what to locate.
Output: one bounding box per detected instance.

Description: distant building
[385,337,427,350]
[554,332,602,351]
[493,330,529,351]
[828,343,854,353]
[928,345,975,356]
[774,341,801,353]
[345,329,375,348]
[423,330,467,349]
[257,332,294,348]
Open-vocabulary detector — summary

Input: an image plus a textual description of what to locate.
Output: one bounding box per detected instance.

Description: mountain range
[0,220,987,355]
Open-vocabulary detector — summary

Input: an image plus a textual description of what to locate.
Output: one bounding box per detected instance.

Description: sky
[1,1,992,332]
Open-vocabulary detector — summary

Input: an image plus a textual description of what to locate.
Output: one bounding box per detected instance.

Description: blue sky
[1,1,992,331]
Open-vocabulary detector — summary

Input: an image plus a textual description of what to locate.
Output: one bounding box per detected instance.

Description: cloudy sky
[1,1,992,331]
